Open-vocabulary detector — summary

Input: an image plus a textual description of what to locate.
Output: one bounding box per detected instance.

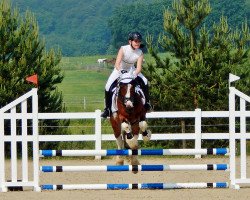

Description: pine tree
[146,0,250,111]
[144,0,250,148]
[0,0,68,147]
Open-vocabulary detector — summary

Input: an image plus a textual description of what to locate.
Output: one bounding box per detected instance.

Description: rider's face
[129,40,141,49]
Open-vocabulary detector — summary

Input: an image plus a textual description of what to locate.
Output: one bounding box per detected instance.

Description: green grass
[57,54,116,112]
[59,55,116,70]
[58,69,110,112]
[57,53,170,112]
[57,55,118,143]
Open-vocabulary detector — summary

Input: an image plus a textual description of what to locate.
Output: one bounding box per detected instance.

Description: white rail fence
[0,74,250,191]
[62,97,104,110]
[38,109,235,158]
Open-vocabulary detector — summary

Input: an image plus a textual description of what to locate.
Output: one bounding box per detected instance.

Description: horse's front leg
[129,124,140,174]
[121,122,138,150]
[139,121,151,141]
[110,116,124,165]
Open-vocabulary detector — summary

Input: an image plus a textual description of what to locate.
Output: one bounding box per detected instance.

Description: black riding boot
[143,84,152,112]
[101,91,112,118]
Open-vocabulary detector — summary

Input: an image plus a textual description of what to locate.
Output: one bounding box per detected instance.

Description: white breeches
[105,67,148,92]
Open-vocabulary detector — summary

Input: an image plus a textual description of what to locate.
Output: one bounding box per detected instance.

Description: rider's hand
[119,70,127,75]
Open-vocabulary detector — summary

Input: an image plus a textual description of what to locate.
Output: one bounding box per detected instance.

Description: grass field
[58,69,110,112]
[57,56,114,112]
[57,53,168,112]
[55,56,114,144]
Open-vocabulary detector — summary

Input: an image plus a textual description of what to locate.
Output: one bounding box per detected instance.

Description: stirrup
[101,108,110,118]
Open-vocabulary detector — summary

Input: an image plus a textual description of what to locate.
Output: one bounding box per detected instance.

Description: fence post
[0,111,7,192]
[240,98,246,179]
[21,100,28,183]
[229,87,237,188]
[95,109,102,160]
[83,97,86,110]
[195,108,202,159]
[10,107,17,184]
[32,88,41,192]
[181,120,186,148]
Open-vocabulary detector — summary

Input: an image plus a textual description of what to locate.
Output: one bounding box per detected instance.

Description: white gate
[0,88,40,192]
[229,86,250,188]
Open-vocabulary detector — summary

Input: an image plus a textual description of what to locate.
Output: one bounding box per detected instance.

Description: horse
[109,74,151,173]
[97,58,107,66]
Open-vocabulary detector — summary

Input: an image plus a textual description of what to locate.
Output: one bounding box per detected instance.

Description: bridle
[118,83,135,106]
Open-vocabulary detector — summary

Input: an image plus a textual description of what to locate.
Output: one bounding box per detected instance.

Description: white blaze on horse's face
[125,84,134,108]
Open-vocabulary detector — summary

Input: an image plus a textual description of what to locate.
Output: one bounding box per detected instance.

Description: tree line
[12,0,250,56]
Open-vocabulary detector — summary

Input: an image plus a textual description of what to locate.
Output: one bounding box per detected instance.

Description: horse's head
[117,75,137,113]
[119,82,136,109]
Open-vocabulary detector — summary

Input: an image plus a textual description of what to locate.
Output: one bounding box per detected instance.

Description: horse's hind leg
[139,121,151,141]
[115,135,124,165]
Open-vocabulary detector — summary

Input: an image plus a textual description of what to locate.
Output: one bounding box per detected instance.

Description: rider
[101,31,152,118]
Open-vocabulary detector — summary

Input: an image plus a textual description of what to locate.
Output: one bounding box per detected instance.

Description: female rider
[101,32,151,118]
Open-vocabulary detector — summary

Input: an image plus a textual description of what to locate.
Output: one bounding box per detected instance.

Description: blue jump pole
[40,164,229,172]
[40,148,229,157]
[41,182,229,190]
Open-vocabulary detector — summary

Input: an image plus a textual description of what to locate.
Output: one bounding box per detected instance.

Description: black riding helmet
[128,32,145,49]
[128,32,142,41]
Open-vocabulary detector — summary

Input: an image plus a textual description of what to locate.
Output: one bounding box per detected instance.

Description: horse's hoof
[142,130,152,141]
[116,156,124,165]
[126,137,138,149]
[130,155,140,164]
[130,156,140,174]
[116,161,124,165]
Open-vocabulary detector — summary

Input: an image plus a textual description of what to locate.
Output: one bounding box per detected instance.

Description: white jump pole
[40,148,229,157]
[40,164,229,172]
[41,182,229,190]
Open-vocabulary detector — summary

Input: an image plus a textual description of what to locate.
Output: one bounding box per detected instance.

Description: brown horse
[110,76,151,172]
